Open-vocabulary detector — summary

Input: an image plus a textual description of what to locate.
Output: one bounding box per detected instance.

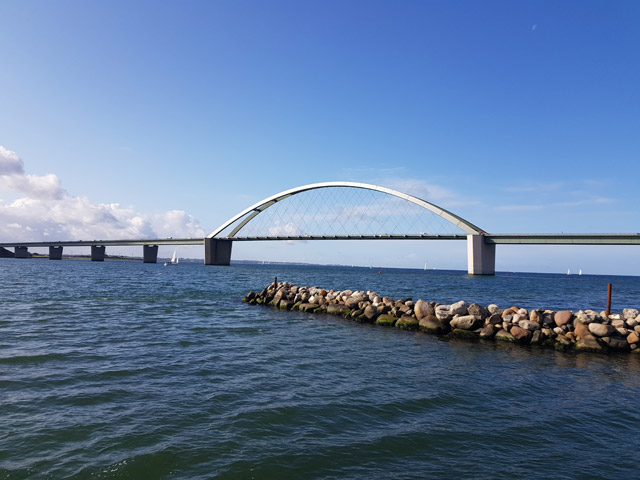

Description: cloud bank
[0,146,206,242]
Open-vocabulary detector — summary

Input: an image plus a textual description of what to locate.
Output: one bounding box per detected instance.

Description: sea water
[1,258,639,479]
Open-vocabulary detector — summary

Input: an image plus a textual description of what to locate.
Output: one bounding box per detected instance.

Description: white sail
[171,249,178,264]
[579,269,582,275]
[424,262,427,271]
[567,268,571,275]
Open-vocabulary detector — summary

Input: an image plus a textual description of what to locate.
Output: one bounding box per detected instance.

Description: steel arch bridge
[204,181,496,274]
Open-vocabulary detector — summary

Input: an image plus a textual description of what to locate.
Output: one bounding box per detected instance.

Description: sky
[1,0,639,274]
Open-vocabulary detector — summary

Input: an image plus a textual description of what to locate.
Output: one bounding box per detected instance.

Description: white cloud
[0,147,206,242]
[0,146,25,175]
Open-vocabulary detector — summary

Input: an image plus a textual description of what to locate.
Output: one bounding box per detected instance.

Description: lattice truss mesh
[215,187,468,238]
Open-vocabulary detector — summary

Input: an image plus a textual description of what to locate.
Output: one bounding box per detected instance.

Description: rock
[279,300,292,310]
[326,304,351,315]
[574,322,590,339]
[555,335,573,351]
[512,313,527,324]
[576,334,606,353]
[518,320,540,331]
[450,315,481,330]
[468,303,489,319]
[299,303,320,313]
[363,305,377,322]
[627,332,640,344]
[502,307,517,319]
[488,313,503,325]
[479,324,497,339]
[376,314,398,327]
[450,329,478,340]
[450,300,469,316]
[611,319,626,329]
[601,336,630,352]
[435,305,453,321]
[419,315,448,335]
[414,299,434,320]
[495,329,515,342]
[396,315,419,330]
[553,327,564,336]
[530,310,541,323]
[345,297,360,309]
[488,304,502,315]
[510,325,532,343]
[575,310,599,324]
[588,323,615,337]
[626,317,638,328]
[530,330,542,345]
[554,310,573,327]
[623,308,639,319]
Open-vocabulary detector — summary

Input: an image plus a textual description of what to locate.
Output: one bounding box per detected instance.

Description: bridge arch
[208,181,485,238]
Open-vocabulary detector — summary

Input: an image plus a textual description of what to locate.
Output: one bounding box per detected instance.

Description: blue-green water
[1,259,640,479]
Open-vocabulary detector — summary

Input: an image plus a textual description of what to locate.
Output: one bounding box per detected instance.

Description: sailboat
[165,249,179,266]
[424,262,428,271]
[579,269,582,275]
[567,268,571,275]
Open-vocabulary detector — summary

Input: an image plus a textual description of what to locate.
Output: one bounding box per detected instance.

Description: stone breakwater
[243,281,640,354]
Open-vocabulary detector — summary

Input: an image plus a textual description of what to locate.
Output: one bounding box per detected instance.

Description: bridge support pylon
[91,245,106,262]
[143,245,158,263]
[204,238,232,266]
[467,235,495,275]
[49,246,63,260]
[14,246,30,258]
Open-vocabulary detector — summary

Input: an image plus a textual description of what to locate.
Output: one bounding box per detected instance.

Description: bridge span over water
[2,182,639,275]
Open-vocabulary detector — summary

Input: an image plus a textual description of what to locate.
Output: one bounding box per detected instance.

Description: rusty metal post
[606,283,612,316]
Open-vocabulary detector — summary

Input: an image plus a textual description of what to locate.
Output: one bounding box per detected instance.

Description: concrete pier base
[204,238,233,266]
[49,246,63,260]
[91,245,106,262]
[14,246,30,258]
[143,245,158,263]
[467,235,495,275]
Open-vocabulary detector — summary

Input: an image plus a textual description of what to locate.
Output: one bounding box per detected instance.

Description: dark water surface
[1,259,640,479]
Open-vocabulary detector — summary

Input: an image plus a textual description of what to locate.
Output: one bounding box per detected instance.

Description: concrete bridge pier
[143,245,158,263]
[91,245,106,262]
[14,246,30,258]
[49,246,63,260]
[204,238,233,266]
[467,235,495,275]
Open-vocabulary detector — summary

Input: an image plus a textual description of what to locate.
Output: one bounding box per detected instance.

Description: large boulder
[588,323,615,337]
[479,324,497,339]
[376,314,398,327]
[326,304,351,315]
[467,303,489,319]
[574,322,590,339]
[510,325,533,343]
[450,300,469,316]
[419,315,448,335]
[396,315,419,330]
[450,315,481,331]
[623,308,640,320]
[495,329,515,342]
[363,305,378,322]
[554,310,573,327]
[435,305,453,321]
[414,299,434,320]
[575,334,606,354]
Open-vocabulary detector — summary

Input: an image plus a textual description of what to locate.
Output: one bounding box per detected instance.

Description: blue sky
[1,1,639,273]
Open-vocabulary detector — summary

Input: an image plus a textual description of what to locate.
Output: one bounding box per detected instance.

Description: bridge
[2,181,639,274]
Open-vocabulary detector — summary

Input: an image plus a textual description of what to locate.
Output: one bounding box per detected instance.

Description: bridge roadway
[1,234,639,271]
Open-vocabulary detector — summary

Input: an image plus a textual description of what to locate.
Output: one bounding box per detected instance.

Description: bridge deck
[1,234,640,248]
